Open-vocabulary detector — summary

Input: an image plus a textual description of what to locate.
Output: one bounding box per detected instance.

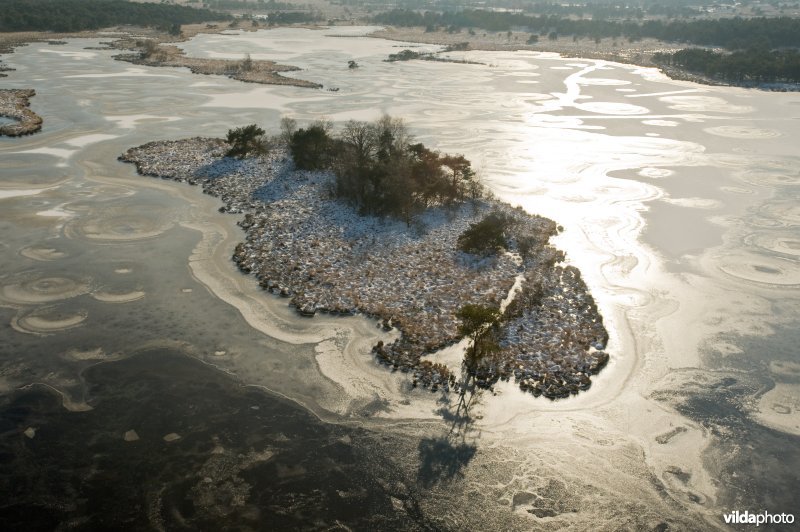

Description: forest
[373,8,800,83]
[653,47,800,83]
[0,0,226,33]
[200,0,294,10]
[373,9,800,50]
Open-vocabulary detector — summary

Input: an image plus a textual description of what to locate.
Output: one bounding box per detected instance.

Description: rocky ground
[120,137,609,399]
[0,89,42,137]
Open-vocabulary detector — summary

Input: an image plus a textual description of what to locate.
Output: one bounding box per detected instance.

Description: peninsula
[120,119,609,399]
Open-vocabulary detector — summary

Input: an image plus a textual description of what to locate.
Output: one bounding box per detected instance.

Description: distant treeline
[363,0,701,19]
[654,48,800,83]
[373,9,800,50]
[0,0,227,33]
[265,11,321,24]
[202,0,295,10]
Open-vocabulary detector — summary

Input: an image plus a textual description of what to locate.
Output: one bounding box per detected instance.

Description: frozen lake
[1,27,798,529]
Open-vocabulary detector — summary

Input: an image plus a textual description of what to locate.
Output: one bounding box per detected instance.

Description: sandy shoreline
[120,137,609,400]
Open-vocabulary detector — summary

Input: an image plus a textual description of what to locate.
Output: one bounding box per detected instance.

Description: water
[1,28,798,529]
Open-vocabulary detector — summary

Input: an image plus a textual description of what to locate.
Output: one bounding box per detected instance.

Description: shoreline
[3,23,796,91]
[0,89,43,137]
[120,137,609,400]
[367,25,800,91]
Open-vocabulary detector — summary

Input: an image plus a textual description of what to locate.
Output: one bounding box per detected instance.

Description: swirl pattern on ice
[0,274,90,304]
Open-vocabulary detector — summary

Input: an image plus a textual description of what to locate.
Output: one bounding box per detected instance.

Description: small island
[111,38,322,89]
[0,89,43,137]
[120,117,609,399]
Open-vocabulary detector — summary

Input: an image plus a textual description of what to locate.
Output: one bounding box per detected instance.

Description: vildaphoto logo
[723,510,795,526]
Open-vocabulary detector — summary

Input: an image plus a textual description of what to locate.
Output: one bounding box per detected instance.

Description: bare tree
[279,116,297,146]
[340,120,375,164]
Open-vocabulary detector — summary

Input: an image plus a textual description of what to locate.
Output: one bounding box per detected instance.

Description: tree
[457,304,502,377]
[457,211,511,255]
[289,124,332,170]
[441,154,475,202]
[279,116,297,146]
[140,39,159,59]
[373,114,410,159]
[240,53,253,72]
[340,120,376,165]
[225,124,268,158]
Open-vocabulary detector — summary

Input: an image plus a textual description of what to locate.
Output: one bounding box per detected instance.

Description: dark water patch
[652,367,800,523]
[685,323,800,519]
[753,265,781,274]
[701,322,800,376]
[0,349,435,530]
[681,396,799,523]
[0,212,336,412]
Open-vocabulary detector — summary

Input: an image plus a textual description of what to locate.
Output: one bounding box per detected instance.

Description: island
[110,38,322,89]
[0,89,43,137]
[120,117,609,400]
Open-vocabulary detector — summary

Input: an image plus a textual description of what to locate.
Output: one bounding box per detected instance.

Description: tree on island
[457,211,512,256]
[226,124,269,159]
[140,39,159,59]
[455,302,505,414]
[279,116,297,146]
[457,304,502,377]
[289,121,334,170]
[286,114,483,223]
[239,53,254,72]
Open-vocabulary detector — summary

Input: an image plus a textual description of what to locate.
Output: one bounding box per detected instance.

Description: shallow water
[1,28,798,528]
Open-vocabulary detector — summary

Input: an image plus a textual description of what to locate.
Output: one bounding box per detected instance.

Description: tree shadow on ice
[416,436,477,488]
[417,377,481,488]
